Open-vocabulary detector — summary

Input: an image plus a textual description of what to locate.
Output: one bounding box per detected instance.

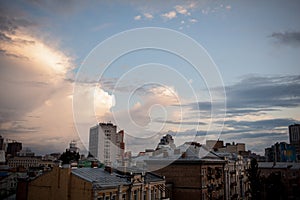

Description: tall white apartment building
[89,123,125,166]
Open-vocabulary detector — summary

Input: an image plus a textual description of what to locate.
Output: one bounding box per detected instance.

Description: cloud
[143,13,153,19]
[134,15,142,20]
[154,119,206,126]
[225,5,231,10]
[175,5,188,15]
[161,11,177,20]
[189,18,198,23]
[226,75,300,109]
[222,118,299,130]
[186,75,300,116]
[0,9,82,154]
[270,31,300,47]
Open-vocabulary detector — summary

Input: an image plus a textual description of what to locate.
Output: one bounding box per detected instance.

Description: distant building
[7,157,41,169]
[265,142,296,162]
[289,124,300,161]
[7,142,22,157]
[207,140,246,155]
[17,148,35,157]
[89,123,125,166]
[68,140,79,153]
[17,166,167,200]
[157,134,176,150]
[0,150,5,164]
[206,140,224,151]
[0,135,5,150]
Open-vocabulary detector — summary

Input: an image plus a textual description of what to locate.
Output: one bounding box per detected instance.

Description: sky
[0,0,300,155]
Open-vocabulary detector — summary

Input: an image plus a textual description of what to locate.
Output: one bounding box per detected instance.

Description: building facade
[7,142,22,157]
[17,166,167,200]
[145,142,226,200]
[89,123,125,166]
[259,162,300,199]
[264,142,296,162]
[289,124,300,161]
[7,157,41,169]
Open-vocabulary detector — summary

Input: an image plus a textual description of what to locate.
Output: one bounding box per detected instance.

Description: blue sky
[0,0,300,155]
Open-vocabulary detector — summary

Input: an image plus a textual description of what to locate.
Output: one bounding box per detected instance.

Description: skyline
[0,0,300,155]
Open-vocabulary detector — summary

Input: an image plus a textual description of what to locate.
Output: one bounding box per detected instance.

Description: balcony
[230,182,237,188]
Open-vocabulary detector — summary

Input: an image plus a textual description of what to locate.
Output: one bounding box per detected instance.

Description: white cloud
[175,5,188,15]
[226,5,231,10]
[189,18,198,23]
[0,17,82,153]
[134,15,141,20]
[161,11,177,20]
[143,13,153,19]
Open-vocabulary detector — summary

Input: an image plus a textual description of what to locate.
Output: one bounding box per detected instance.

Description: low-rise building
[17,166,167,200]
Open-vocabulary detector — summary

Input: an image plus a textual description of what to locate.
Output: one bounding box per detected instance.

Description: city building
[7,142,22,157]
[17,148,35,157]
[217,153,250,200]
[206,140,224,151]
[217,142,246,154]
[0,150,5,165]
[156,134,176,150]
[264,142,296,162]
[17,166,167,200]
[89,122,125,166]
[7,157,41,169]
[0,135,5,151]
[259,162,300,199]
[289,124,300,161]
[145,142,226,200]
[69,140,79,153]
[0,171,27,199]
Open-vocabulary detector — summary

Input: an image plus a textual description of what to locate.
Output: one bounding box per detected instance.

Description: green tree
[59,149,80,165]
[247,158,262,200]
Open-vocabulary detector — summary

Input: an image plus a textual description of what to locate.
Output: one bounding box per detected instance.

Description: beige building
[8,157,41,169]
[17,166,167,200]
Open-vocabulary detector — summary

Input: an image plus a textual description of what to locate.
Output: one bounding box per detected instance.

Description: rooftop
[258,162,300,169]
[71,167,164,188]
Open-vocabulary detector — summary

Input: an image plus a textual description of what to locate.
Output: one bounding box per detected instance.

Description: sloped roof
[258,162,300,169]
[72,168,130,188]
[72,167,165,188]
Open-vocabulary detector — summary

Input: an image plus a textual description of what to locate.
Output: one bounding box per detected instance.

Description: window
[133,190,138,200]
[122,194,126,200]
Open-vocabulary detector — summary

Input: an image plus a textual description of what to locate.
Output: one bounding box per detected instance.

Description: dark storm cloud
[166,129,207,137]
[271,31,300,46]
[222,118,299,130]
[226,75,300,109]
[0,15,34,33]
[184,75,300,115]
[227,132,287,140]
[154,119,206,126]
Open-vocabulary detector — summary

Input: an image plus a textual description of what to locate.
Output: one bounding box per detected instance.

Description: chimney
[105,166,113,174]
